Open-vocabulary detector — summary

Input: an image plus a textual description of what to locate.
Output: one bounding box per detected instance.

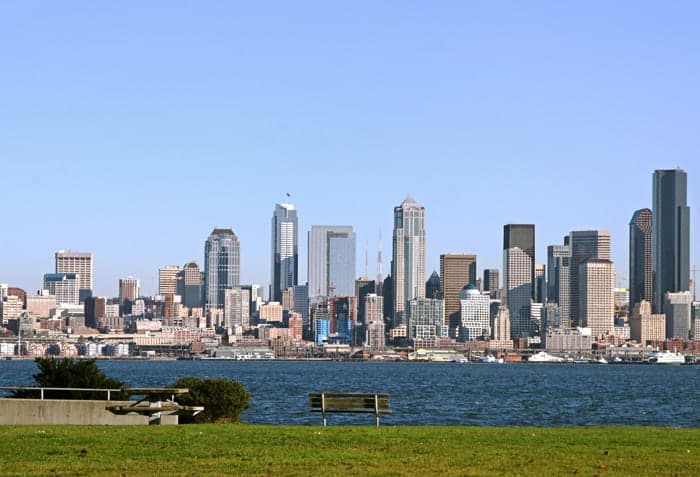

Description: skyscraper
[440,254,477,334]
[546,244,569,303]
[482,268,499,296]
[664,291,692,339]
[55,250,93,302]
[392,196,426,326]
[118,277,139,305]
[579,259,614,338]
[653,169,690,313]
[503,224,535,297]
[534,263,546,303]
[629,208,653,311]
[503,247,532,338]
[158,265,180,296]
[459,284,490,341]
[177,262,203,309]
[271,203,299,302]
[43,273,80,305]
[308,226,356,300]
[204,228,240,311]
[568,230,611,327]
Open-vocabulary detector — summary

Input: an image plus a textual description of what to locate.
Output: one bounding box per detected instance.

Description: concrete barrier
[0,398,151,425]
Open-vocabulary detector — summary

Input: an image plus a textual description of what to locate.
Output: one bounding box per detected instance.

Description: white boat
[479,355,504,364]
[528,351,565,363]
[646,350,685,365]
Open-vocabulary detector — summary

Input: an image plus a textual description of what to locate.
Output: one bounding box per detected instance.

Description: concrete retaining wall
[0,398,151,425]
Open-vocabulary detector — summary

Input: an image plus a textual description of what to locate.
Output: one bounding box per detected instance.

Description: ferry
[528,351,565,363]
[646,350,685,365]
[479,354,504,364]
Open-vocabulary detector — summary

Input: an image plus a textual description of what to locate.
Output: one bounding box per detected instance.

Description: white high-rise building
[43,273,80,305]
[55,250,93,302]
[503,247,532,339]
[459,285,490,341]
[271,203,298,302]
[579,259,614,338]
[392,196,425,327]
[408,298,445,341]
[364,294,384,324]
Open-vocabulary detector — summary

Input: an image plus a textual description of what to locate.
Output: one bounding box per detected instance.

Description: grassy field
[0,425,697,476]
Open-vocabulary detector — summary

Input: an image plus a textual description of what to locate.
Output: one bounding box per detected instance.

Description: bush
[12,357,128,400]
[173,377,250,423]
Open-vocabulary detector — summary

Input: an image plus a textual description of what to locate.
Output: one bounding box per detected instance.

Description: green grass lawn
[0,425,697,476]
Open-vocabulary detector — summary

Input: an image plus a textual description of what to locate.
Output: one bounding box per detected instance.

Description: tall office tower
[629,300,666,344]
[534,264,546,303]
[547,244,569,303]
[482,269,499,296]
[459,284,490,341]
[308,226,356,300]
[503,247,532,339]
[568,230,611,327]
[425,271,441,299]
[270,203,298,302]
[365,293,384,324]
[381,274,393,321]
[118,277,139,305]
[664,291,692,339]
[491,305,512,348]
[392,196,426,326]
[366,320,386,350]
[440,254,477,334]
[579,259,614,338]
[158,265,180,296]
[55,250,93,302]
[653,169,690,313]
[503,225,535,297]
[43,273,80,305]
[84,296,107,328]
[292,284,309,329]
[204,228,240,311]
[355,278,376,325]
[407,298,445,341]
[629,208,653,311]
[177,262,203,309]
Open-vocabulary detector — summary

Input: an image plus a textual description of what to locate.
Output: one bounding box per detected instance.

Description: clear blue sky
[1,1,698,297]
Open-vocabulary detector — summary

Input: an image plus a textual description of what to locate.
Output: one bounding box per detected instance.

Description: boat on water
[528,351,566,363]
[479,354,504,364]
[646,350,685,365]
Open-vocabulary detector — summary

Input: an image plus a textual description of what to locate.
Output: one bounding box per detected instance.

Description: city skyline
[1,3,699,295]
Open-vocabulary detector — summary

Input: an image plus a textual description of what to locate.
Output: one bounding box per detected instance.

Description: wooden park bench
[309,392,391,427]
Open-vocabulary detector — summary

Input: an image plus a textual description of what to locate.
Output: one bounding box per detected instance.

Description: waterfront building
[629,300,665,344]
[482,268,499,294]
[534,264,546,303]
[579,259,615,338]
[544,327,592,352]
[204,228,240,311]
[458,284,490,341]
[55,250,93,302]
[504,224,535,296]
[408,298,445,341]
[118,277,139,305]
[503,246,532,338]
[392,196,426,327]
[308,226,356,300]
[489,305,512,349]
[569,230,611,327]
[440,254,477,335]
[653,169,690,313]
[270,203,298,302]
[177,262,203,309]
[43,273,79,305]
[629,208,653,310]
[663,291,692,339]
[158,265,180,296]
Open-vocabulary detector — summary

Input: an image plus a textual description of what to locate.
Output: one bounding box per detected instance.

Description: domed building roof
[460,283,480,299]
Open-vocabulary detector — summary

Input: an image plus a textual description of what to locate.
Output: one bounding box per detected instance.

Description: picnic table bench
[309,392,391,427]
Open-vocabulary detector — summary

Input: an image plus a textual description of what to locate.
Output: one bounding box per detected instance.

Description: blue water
[1,360,698,427]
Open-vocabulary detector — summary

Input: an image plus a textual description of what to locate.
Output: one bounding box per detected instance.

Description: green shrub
[173,376,250,423]
[12,357,128,400]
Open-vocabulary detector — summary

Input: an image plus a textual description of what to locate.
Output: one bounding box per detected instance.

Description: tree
[173,377,250,423]
[12,358,128,400]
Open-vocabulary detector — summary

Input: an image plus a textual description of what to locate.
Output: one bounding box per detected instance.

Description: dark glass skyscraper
[629,208,653,311]
[653,169,690,313]
[503,224,535,298]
